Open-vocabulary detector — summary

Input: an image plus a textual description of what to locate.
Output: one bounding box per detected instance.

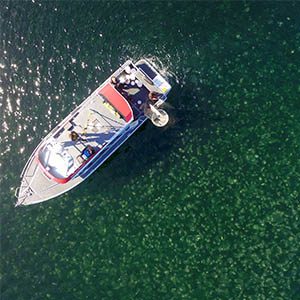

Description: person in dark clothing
[111,76,130,97]
[148,91,162,102]
[111,76,118,85]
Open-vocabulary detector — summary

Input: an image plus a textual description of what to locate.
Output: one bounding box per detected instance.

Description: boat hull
[16,59,171,206]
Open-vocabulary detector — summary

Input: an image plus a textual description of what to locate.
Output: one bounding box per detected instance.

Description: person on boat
[111,76,130,98]
[111,76,129,89]
[110,76,119,85]
[70,131,87,142]
[140,91,163,114]
[81,145,95,160]
[148,91,162,102]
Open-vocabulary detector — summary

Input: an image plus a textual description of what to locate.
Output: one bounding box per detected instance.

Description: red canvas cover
[99,83,133,122]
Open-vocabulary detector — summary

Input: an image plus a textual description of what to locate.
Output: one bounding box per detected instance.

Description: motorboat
[15,59,171,206]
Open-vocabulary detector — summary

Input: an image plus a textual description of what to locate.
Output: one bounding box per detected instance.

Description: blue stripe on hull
[77,116,147,179]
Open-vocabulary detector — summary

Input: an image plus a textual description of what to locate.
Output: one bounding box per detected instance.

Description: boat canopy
[99,83,133,123]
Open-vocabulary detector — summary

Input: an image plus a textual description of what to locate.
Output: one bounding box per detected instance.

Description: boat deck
[38,89,128,180]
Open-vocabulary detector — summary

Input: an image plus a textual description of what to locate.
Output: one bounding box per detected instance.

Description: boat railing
[15,186,34,206]
[14,187,21,198]
[14,176,31,200]
[20,148,40,178]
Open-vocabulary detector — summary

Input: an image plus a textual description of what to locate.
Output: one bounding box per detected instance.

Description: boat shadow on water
[68,81,232,200]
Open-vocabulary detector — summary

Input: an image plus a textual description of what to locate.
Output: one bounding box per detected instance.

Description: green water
[1,1,300,299]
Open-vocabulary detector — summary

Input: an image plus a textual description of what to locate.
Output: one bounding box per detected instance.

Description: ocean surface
[1,1,299,299]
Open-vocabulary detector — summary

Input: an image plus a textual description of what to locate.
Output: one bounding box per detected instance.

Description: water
[1,1,300,299]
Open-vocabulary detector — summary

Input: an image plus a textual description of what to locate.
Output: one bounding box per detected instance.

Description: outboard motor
[146,104,169,127]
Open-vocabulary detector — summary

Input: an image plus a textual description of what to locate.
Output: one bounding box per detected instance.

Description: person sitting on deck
[76,145,95,164]
[110,76,119,86]
[81,145,95,160]
[70,131,87,142]
[111,76,130,98]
